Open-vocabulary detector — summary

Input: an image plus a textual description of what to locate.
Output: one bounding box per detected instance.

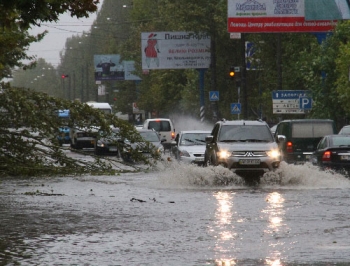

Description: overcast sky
[28,2,103,67]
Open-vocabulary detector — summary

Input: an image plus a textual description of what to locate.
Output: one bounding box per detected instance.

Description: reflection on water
[209,191,289,266]
[263,192,287,266]
[211,191,237,265]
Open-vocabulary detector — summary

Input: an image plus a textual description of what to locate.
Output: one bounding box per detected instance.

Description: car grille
[231,151,267,157]
[193,153,204,157]
[232,162,270,169]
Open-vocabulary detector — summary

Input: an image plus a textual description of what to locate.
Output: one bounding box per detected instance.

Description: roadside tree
[0,86,159,177]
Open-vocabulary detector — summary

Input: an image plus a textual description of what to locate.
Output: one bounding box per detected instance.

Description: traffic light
[229,66,235,79]
[61,74,69,79]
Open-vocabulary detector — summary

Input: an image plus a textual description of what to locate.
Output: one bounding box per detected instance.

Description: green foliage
[333,21,350,123]
[0,0,99,79]
[0,0,99,29]
[0,86,158,177]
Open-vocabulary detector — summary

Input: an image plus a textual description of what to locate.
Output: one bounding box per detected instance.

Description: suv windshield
[218,125,273,142]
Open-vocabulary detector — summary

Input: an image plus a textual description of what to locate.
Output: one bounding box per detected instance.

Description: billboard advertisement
[94,54,141,81]
[305,0,350,20]
[141,32,211,70]
[227,0,337,33]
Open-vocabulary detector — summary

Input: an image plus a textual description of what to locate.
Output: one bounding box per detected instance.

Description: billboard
[141,32,211,70]
[228,0,337,33]
[305,0,350,20]
[94,54,141,81]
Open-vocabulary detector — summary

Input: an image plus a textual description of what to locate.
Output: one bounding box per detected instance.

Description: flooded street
[1,159,350,265]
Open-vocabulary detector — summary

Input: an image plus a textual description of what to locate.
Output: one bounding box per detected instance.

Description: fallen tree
[0,86,161,177]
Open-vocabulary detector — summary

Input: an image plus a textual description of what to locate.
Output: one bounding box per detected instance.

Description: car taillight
[286,141,293,153]
[322,151,331,161]
[171,132,175,139]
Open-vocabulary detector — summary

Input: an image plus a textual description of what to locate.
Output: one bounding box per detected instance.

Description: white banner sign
[141,32,211,70]
[98,85,105,96]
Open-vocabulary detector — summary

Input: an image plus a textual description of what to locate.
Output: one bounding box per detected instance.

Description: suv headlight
[266,149,280,159]
[217,150,231,159]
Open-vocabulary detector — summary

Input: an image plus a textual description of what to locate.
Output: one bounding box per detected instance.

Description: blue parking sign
[299,97,312,110]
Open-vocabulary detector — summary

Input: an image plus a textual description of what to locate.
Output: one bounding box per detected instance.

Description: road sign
[230,32,241,39]
[299,97,312,110]
[209,91,219,101]
[272,90,310,100]
[231,103,241,114]
[272,90,312,114]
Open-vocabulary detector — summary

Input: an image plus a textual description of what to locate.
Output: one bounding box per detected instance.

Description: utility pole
[277,33,282,91]
[81,66,84,102]
[241,33,248,119]
[72,72,76,100]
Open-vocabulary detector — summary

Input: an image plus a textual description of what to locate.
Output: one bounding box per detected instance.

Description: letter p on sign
[299,97,312,110]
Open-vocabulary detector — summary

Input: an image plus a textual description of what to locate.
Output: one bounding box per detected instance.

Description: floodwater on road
[1,160,350,266]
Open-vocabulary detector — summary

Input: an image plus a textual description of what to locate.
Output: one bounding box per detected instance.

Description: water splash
[154,159,350,189]
[261,162,350,188]
[154,159,243,187]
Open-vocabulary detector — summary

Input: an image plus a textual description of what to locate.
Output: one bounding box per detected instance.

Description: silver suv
[204,120,281,176]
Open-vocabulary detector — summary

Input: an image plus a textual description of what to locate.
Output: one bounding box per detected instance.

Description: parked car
[274,119,337,164]
[70,102,112,149]
[310,134,350,173]
[171,130,210,165]
[142,118,175,151]
[204,119,281,178]
[94,127,123,156]
[338,125,350,135]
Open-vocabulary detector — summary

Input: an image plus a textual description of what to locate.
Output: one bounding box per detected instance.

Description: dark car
[122,129,166,162]
[204,119,281,178]
[136,128,165,157]
[310,134,350,173]
[274,119,337,164]
[94,127,123,156]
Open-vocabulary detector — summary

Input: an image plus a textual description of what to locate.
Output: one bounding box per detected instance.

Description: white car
[270,124,277,135]
[171,130,210,165]
[339,125,350,135]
